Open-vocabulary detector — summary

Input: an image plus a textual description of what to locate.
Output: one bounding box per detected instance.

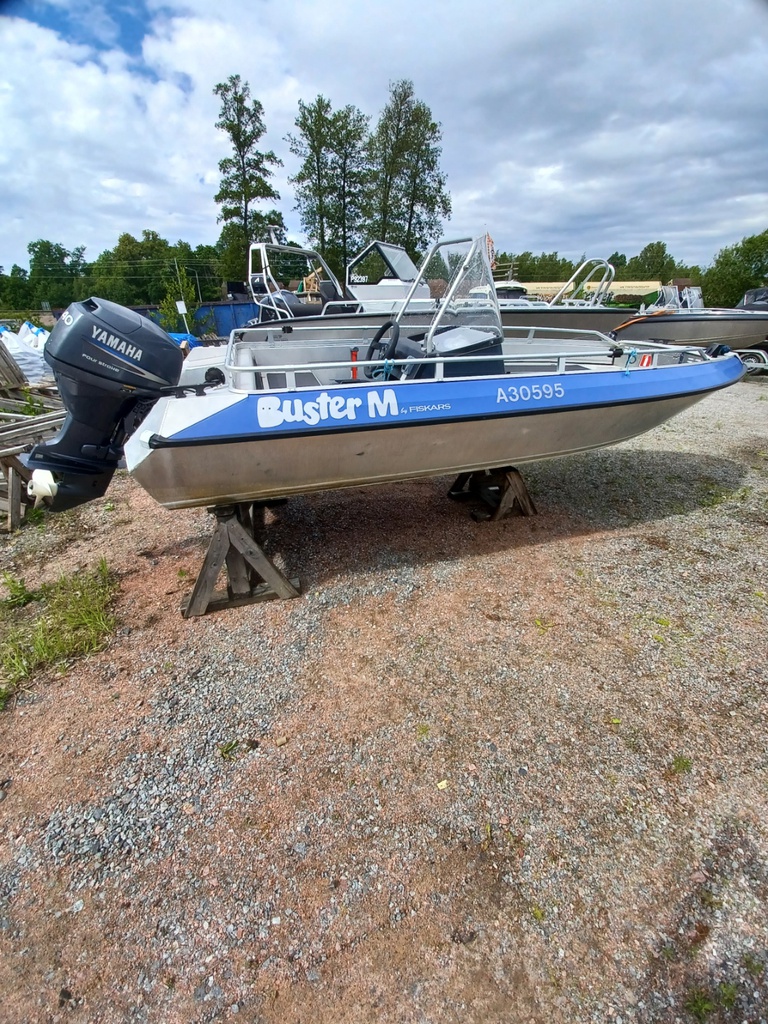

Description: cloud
[1,0,767,274]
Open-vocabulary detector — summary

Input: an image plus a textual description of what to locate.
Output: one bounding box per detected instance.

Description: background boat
[612,285,768,351]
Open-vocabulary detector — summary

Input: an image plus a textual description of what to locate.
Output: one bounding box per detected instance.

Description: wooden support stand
[448,466,537,521]
[182,502,301,617]
[0,453,27,532]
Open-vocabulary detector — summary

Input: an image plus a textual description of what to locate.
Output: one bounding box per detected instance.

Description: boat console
[390,325,505,379]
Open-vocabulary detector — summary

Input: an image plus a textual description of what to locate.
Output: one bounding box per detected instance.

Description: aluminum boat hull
[126,357,744,510]
[251,305,637,335]
[614,309,768,349]
[500,305,636,333]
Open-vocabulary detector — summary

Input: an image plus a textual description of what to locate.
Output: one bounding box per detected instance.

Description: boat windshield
[398,236,503,350]
[347,241,421,286]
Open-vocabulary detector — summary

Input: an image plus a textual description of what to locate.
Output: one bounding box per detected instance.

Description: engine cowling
[25,297,184,510]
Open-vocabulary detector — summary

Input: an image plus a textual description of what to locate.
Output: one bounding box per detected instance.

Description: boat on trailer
[26,236,745,516]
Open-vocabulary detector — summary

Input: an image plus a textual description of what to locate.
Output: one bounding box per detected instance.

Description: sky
[1,0,767,275]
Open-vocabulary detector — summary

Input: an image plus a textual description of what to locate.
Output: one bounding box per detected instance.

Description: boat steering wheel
[365,320,400,365]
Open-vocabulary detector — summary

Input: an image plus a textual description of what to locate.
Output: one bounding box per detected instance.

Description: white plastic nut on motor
[28,469,59,507]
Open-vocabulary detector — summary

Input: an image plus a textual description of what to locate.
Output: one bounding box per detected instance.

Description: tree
[287,97,334,256]
[89,230,173,305]
[27,239,87,308]
[702,229,768,307]
[365,80,450,259]
[0,265,32,311]
[288,97,369,275]
[513,251,577,282]
[326,103,371,273]
[84,231,225,307]
[216,210,287,284]
[157,264,199,334]
[190,242,226,302]
[624,242,678,283]
[213,75,281,274]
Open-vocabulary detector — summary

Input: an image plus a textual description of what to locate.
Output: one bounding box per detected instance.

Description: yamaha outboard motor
[25,297,184,510]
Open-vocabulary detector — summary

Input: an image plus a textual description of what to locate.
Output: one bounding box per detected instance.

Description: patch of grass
[530,903,545,922]
[0,559,118,709]
[699,890,723,910]
[684,987,715,1021]
[1,572,43,608]
[479,822,493,851]
[24,505,47,526]
[416,723,430,740]
[742,951,763,977]
[671,754,693,774]
[717,981,738,1009]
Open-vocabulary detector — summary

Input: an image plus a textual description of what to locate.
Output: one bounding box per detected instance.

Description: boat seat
[272,290,322,318]
[317,280,342,307]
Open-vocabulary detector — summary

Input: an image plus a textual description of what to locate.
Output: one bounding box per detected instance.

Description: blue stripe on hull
[155,358,745,448]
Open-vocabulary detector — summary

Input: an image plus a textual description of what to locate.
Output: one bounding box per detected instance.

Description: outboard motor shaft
[25,297,184,510]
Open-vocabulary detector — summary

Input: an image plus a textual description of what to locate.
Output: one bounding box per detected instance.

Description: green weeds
[671,754,693,775]
[684,988,714,1021]
[742,951,763,977]
[0,559,118,709]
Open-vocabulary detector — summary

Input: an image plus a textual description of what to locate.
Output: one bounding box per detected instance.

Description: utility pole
[174,259,190,332]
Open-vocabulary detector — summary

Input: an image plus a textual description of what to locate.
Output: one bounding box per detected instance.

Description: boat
[246,238,433,325]
[738,286,768,311]
[25,236,745,514]
[344,239,433,311]
[612,284,768,352]
[490,257,640,333]
[246,239,639,334]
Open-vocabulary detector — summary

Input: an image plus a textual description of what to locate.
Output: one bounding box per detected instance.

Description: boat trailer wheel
[365,319,400,364]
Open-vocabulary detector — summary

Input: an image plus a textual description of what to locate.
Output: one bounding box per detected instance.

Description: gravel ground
[0,376,766,1024]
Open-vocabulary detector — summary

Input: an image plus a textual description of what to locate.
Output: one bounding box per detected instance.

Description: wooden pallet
[0,404,65,531]
[0,341,27,389]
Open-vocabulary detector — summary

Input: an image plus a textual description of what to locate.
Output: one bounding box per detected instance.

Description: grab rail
[224,343,704,393]
[549,259,616,306]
